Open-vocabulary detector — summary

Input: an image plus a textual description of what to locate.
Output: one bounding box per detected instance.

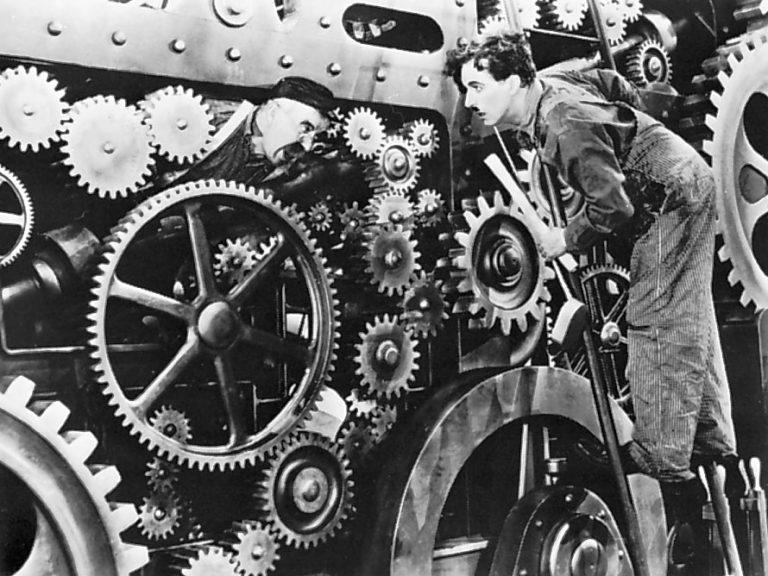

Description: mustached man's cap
[270,76,335,117]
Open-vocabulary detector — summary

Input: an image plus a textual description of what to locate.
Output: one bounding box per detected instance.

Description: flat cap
[270,76,335,116]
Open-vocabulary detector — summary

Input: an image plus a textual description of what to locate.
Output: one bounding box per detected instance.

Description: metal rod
[704,462,745,576]
[585,0,617,69]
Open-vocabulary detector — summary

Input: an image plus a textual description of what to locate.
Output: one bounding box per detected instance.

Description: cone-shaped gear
[364,224,421,296]
[139,488,182,541]
[367,190,415,228]
[142,86,213,164]
[365,135,421,194]
[0,375,148,575]
[450,191,553,334]
[150,405,192,443]
[225,521,281,576]
[256,431,354,549]
[401,271,448,338]
[623,38,673,87]
[307,201,332,232]
[405,119,440,158]
[547,0,587,31]
[343,107,385,159]
[0,163,34,267]
[415,189,445,227]
[354,314,420,398]
[88,180,339,471]
[61,95,154,198]
[171,545,239,576]
[0,65,68,152]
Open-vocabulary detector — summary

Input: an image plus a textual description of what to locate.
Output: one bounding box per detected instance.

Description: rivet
[417,75,430,88]
[22,105,35,117]
[327,62,342,76]
[102,142,115,155]
[564,493,574,503]
[227,47,242,61]
[534,519,543,528]
[171,39,186,53]
[279,54,294,68]
[176,119,188,131]
[375,68,387,82]
[47,21,64,36]
[319,16,331,28]
[111,31,127,46]
[455,0,465,6]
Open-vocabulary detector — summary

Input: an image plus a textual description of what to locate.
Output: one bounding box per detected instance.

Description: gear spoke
[131,336,201,418]
[111,277,195,322]
[228,232,287,307]
[0,210,25,227]
[605,291,629,324]
[241,325,314,365]
[214,352,250,447]
[185,201,218,299]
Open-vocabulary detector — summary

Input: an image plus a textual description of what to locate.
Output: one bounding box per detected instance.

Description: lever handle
[751,457,762,491]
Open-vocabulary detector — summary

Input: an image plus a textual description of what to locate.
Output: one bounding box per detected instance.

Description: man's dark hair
[270,76,335,116]
[445,32,537,91]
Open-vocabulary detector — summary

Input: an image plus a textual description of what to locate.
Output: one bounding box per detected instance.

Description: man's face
[261,98,329,165]
[460,61,519,126]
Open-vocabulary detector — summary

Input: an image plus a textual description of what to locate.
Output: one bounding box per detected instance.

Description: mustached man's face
[460,61,522,126]
[259,98,329,165]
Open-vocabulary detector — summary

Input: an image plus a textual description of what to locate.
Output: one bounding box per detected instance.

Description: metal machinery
[0,0,765,575]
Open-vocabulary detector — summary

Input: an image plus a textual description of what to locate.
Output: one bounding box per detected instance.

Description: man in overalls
[446,32,739,521]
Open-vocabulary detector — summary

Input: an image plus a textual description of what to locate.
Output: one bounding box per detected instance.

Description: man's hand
[535,227,567,261]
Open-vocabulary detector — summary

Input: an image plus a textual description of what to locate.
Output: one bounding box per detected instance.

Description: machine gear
[478,0,540,34]
[401,271,448,338]
[623,38,673,87]
[599,2,627,45]
[338,420,376,463]
[307,201,332,232]
[61,95,154,198]
[150,405,193,443]
[451,191,553,333]
[256,431,354,549]
[145,456,180,492]
[354,314,420,398]
[415,188,445,227]
[343,107,386,159]
[0,65,68,152]
[141,85,213,164]
[0,163,34,267]
[365,135,421,194]
[345,387,379,418]
[616,0,643,23]
[225,521,281,576]
[370,404,398,442]
[366,190,415,228]
[172,545,239,576]
[698,34,768,308]
[404,118,440,158]
[364,224,421,296]
[325,107,344,139]
[88,180,340,471]
[138,488,182,540]
[339,201,367,242]
[213,237,259,285]
[0,375,148,575]
[548,0,588,31]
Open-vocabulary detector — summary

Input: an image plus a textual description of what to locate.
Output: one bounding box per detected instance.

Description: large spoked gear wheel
[0,163,34,268]
[364,224,421,296]
[0,65,68,152]
[365,135,421,194]
[354,314,420,399]
[88,180,339,470]
[62,95,155,198]
[623,38,673,88]
[698,34,768,309]
[141,86,213,164]
[451,191,553,333]
[343,107,386,160]
[0,375,148,575]
[224,521,281,576]
[256,431,354,549]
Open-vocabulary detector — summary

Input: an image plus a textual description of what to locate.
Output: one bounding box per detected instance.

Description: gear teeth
[39,400,71,433]
[64,430,99,462]
[110,502,141,533]
[4,374,34,405]
[89,464,122,497]
[343,107,386,159]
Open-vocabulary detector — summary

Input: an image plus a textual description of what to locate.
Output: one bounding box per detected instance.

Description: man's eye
[300,122,315,134]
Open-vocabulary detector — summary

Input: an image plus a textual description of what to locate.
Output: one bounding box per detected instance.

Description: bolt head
[227,47,242,61]
[319,16,331,28]
[279,54,294,68]
[171,39,186,53]
[47,21,64,36]
[111,31,127,45]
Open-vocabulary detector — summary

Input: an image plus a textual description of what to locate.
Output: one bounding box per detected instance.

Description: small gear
[139,488,182,541]
[150,405,193,443]
[365,135,421,194]
[367,190,415,228]
[225,521,281,576]
[0,65,68,152]
[370,405,398,442]
[623,39,673,87]
[145,456,180,492]
[61,95,154,198]
[401,271,448,338]
[256,431,354,548]
[0,163,34,267]
[213,237,259,285]
[338,421,376,463]
[548,0,587,31]
[450,191,553,333]
[307,201,332,232]
[599,2,627,45]
[142,86,213,164]
[345,387,379,418]
[172,545,239,576]
[365,224,421,296]
[415,189,445,227]
[616,0,643,22]
[354,314,419,398]
[343,107,386,159]
[340,201,367,242]
[325,107,345,139]
[404,119,440,158]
